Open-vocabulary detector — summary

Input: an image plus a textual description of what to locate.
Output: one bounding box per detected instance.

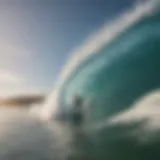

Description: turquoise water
[60,9,160,122]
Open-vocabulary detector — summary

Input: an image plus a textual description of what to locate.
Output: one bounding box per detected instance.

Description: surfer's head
[73,95,83,107]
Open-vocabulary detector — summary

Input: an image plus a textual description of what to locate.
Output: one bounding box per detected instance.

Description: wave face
[59,9,160,121]
[41,0,160,121]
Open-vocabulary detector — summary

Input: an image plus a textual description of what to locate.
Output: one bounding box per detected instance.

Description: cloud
[0,70,25,98]
[0,70,24,85]
[0,70,43,98]
[0,70,23,85]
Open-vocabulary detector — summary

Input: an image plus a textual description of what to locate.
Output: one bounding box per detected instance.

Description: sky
[0,0,137,98]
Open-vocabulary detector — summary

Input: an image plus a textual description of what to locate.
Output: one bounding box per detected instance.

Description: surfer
[71,95,84,126]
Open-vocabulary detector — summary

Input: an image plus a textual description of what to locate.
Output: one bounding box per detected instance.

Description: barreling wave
[41,0,160,120]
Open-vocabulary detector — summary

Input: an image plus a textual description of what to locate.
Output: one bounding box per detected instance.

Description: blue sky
[0,0,136,97]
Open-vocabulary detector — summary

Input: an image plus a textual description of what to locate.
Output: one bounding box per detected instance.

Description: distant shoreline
[0,95,45,107]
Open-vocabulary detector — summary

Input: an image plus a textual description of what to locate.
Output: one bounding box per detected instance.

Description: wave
[41,0,160,120]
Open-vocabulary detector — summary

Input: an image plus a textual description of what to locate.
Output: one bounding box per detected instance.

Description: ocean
[1,1,160,160]
[1,103,160,160]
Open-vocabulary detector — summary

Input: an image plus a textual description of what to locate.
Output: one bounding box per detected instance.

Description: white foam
[87,89,160,136]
